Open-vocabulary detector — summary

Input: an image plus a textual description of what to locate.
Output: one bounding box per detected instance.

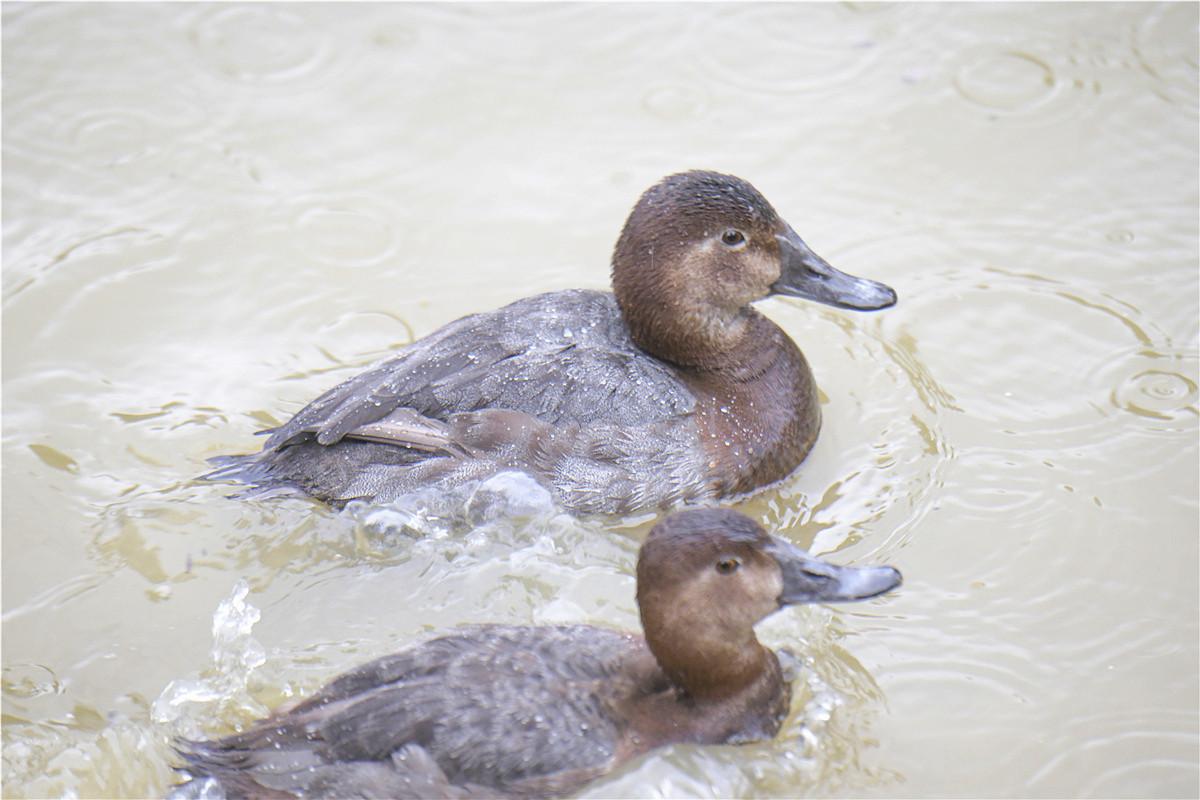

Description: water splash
[152,581,268,738]
[350,469,558,543]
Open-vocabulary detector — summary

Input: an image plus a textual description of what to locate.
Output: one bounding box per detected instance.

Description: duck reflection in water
[173,508,902,798]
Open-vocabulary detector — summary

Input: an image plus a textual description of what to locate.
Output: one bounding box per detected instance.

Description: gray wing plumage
[175,625,643,798]
[264,290,695,452]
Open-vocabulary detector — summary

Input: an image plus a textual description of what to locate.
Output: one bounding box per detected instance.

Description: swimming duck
[173,508,902,798]
[208,171,896,513]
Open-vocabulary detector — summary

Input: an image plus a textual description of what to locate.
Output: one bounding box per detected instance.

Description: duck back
[210,290,819,513]
[176,625,647,799]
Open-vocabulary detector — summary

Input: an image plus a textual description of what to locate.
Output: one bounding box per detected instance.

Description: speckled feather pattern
[172,509,906,799]
[206,171,847,513]
[267,291,696,443]
[177,625,648,798]
[212,291,734,513]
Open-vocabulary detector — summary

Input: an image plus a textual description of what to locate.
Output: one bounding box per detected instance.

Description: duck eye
[715,558,741,575]
[721,229,746,247]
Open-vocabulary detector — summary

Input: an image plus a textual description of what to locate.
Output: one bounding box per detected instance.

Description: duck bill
[767,536,902,604]
[771,227,897,311]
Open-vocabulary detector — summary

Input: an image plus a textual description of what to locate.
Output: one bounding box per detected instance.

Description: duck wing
[175,625,644,797]
[263,290,694,453]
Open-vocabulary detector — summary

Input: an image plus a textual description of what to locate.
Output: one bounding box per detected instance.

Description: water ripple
[186,5,332,85]
[743,302,951,565]
[690,4,886,96]
[2,664,63,701]
[876,254,1191,457]
[1107,358,1199,425]
[640,84,709,122]
[953,49,1058,113]
[287,195,402,269]
[2,5,1195,799]
[1024,709,1200,797]
[5,80,215,160]
[1132,2,1200,115]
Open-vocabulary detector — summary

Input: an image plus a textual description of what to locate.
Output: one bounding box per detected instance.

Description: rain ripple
[953,48,1058,114]
[286,195,403,269]
[1133,2,1200,114]
[186,5,333,85]
[690,3,889,96]
[874,250,1194,460]
[748,301,952,564]
[1105,357,1199,426]
[1023,709,1199,797]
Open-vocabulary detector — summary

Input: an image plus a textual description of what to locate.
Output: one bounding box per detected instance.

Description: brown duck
[207,172,897,513]
[173,508,902,798]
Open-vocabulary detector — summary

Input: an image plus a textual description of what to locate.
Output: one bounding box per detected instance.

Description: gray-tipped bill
[771,228,897,311]
[766,535,902,604]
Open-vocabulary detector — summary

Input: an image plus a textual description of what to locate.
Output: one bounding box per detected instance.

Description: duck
[207,171,897,514]
[172,508,902,798]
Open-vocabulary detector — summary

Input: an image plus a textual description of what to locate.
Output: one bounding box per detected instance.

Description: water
[3,3,1197,797]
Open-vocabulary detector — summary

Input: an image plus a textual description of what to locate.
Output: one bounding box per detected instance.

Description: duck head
[612,171,897,366]
[636,508,901,699]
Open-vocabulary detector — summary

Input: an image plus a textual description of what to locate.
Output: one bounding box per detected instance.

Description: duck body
[174,624,782,799]
[225,290,819,513]
[173,509,903,799]
[209,172,896,514]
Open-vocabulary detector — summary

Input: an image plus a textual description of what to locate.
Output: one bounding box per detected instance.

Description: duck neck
[683,313,819,495]
[617,293,762,371]
[639,599,779,702]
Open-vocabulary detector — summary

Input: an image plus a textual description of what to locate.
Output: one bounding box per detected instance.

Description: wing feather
[262,291,693,454]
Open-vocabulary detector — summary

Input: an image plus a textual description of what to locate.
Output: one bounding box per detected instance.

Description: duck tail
[200,452,300,500]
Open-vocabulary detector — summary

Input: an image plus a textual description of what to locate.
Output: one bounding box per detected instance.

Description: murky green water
[3,3,1197,798]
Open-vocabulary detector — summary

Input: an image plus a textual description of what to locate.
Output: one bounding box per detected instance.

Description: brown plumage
[172,509,902,799]
[206,171,896,513]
